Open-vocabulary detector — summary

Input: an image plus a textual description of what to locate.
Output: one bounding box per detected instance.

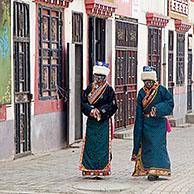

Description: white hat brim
[141,71,157,81]
[93,66,110,76]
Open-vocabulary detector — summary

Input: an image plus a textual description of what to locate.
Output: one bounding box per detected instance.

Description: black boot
[148,175,159,181]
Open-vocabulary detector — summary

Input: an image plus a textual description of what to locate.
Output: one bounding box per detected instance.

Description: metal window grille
[148,27,162,82]
[176,32,185,85]
[72,12,83,44]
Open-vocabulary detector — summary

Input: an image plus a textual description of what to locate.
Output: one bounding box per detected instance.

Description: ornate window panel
[85,0,117,18]
[38,6,63,99]
[168,0,189,20]
[34,0,73,8]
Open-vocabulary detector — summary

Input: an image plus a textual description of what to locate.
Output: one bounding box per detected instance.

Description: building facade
[0,0,193,160]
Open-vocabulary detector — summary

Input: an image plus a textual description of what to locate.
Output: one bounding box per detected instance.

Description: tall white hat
[93,61,110,76]
[141,66,157,81]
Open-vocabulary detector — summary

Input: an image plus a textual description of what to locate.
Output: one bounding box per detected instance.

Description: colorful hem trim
[82,170,111,176]
[79,119,112,176]
[132,147,171,177]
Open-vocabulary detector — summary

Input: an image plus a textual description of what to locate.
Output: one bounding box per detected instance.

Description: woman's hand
[90,108,101,121]
[150,107,157,117]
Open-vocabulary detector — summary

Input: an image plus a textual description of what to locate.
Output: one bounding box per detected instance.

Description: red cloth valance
[146,12,169,28]
[85,0,117,18]
[34,0,73,8]
[175,19,191,33]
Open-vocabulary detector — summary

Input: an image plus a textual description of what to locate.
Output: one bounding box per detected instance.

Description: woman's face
[144,80,155,89]
[94,74,106,83]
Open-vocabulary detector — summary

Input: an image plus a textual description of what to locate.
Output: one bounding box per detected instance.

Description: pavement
[0,124,194,194]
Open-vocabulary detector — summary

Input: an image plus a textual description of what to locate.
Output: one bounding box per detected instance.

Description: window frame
[38,5,63,100]
[176,32,185,85]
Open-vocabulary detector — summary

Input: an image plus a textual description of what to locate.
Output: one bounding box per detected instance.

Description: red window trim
[33,0,74,8]
[0,105,7,121]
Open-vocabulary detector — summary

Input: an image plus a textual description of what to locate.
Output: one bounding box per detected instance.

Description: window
[38,6,62,99]
[88,17,106,83]
[148,27,162,82]
[176,32,185,85]
[72,12,83,44]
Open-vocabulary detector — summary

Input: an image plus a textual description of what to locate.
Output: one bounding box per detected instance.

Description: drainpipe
[162,0,167,87]
[163,43,167,86]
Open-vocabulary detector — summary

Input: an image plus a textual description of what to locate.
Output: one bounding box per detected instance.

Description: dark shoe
[93,176,103,180]
[148,175,159,181]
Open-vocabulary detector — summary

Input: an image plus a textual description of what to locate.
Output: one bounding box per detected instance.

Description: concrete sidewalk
[0,125,194,194]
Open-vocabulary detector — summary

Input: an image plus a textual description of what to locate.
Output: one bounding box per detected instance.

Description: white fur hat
[141,66,157,81]
[93,61,110,76]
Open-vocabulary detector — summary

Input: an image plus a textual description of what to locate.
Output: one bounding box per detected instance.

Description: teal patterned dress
[80,82,117,176]
[132,83,174,176]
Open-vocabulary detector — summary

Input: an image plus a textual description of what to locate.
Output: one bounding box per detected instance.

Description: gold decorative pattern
[132,148,171,177]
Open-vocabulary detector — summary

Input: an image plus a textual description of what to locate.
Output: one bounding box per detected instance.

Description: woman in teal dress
[131,66,174,181]
[80,61,117,177]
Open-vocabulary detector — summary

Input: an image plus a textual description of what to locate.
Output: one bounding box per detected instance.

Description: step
[186,112,194,124]
[175,123,192,128]
[114,128,133,139]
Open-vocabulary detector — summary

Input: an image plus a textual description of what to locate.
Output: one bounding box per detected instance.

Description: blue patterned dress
[132,83,174,176]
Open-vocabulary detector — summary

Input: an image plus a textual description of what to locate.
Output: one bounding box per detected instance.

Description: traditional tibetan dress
[132,83,174,177]
[80,81,118,176]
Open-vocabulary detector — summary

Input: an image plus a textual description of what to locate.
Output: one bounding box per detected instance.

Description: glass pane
[51,67,57,90]
[42,67,49,90]
[51,18,57,41]
[43,49,49,58]
[42,16,49,41]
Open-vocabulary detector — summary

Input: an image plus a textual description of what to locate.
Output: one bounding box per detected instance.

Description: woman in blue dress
[80,61,118,177]
[131,66,174,181]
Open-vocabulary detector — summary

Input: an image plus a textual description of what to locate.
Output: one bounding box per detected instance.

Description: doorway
[115,19,138,129]
[72,12,83,140]
[75,45,83,140]
[13,1,31,155]
[88,16,105,83]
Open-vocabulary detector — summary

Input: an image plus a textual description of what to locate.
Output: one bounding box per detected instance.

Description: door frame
[13,1,31,158]
[114,17,138,129]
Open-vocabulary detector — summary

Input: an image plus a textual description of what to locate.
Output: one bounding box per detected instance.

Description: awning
[146,12,169,28]
[85,0,117,18]
[175,19,191,33]
[34,0,73,8]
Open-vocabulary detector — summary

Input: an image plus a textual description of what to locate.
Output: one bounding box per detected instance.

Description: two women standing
[80,64,174,181]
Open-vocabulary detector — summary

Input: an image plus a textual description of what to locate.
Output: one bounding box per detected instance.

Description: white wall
[65,0,87,144]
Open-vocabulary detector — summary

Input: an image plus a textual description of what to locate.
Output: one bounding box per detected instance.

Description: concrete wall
[0,120,14,160]
[31,112,66,153]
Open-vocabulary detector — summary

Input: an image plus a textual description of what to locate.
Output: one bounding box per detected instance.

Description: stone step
[175,123,192,128]
[186,112,194,124]
[114,127,133,140]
